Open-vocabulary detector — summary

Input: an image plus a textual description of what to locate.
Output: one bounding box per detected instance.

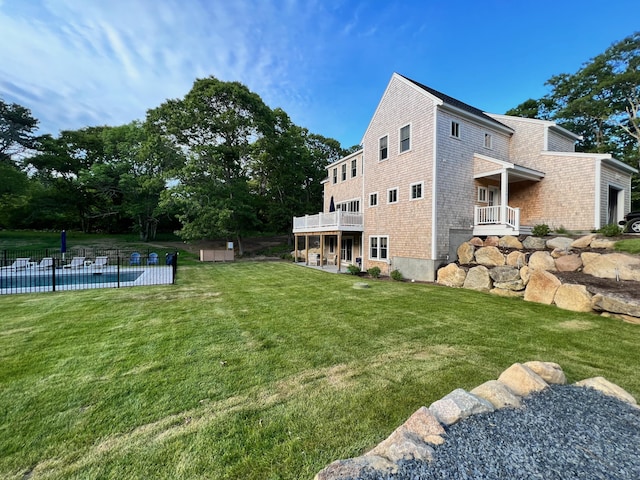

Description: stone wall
[314,361,637,479]
[436,234,640,323]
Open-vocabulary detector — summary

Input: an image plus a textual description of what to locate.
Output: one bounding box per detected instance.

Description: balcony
[473,205,531,236]
[293,211,364,233]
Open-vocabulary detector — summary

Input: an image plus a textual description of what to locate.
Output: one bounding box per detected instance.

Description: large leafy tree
[507,31,640,206]
[148,76,273,254]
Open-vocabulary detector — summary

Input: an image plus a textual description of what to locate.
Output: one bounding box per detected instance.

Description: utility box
[199,250,235,262]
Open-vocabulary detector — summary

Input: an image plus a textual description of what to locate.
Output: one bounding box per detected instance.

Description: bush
[346,264,361,275]
[598,223,622,237]
[367,266,381,278]
[390,269,403,281]
[532,224,550,237]
[554,225,569,235]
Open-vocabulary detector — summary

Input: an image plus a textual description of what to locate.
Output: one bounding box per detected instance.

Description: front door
[341,238,353,262]
[488,187,501,222]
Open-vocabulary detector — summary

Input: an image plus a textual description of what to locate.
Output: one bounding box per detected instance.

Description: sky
[0,0,638,149]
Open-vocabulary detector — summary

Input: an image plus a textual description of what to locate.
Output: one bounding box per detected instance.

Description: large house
[293,73,637,281]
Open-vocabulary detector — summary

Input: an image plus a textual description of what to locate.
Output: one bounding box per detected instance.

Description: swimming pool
[0,265,174,294]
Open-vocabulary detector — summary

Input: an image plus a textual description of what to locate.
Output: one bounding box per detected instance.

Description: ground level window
[370,235,389,260]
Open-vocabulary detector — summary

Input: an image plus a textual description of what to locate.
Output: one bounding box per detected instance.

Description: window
[351,159,357,178]
[484,133,493,149]
[337,199,360,212]
[332,168,337,184]
[370,235,389,260]
[388,187,398,204]
[477,186,488,203]
[400,125,411,152]
[369,192,378,207]
[451,121,460,139]
[379,135,388,161]
[410,182,423,200]
[341,163,347,181]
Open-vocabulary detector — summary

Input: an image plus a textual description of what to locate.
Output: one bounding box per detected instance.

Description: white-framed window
[369,192,378,207]
[341,163,347,181]
[351,158,357,178]
[379,135,388,161]
[387,187,398,204]
[370,235,389,261]
[484,133,493,149]
[399,124,411,153]
[337,199,360,212]
[451,121,460,139]
[410,181,423,200]
[477,186,488,203]
[332,168,337,184]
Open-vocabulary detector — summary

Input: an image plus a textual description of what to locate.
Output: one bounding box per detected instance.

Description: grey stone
[490,287,525,297]
[429,388,494,426]
[546,237,574,251]
[591,293,640,318]
[493,279,526,291]
[489,266,520,283]
[314,456,396,480]
[522,236,547,249]
[575,377,637,406]
[463,265,492,291]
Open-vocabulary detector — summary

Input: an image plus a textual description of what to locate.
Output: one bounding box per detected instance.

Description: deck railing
[293,211,364,232]
[474,205,520,229]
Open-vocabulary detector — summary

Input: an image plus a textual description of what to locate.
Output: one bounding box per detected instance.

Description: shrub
[347,264,361,275]
[367,266,381,278]
[554,225,569,235]
[598,223,622,237]
[390,269,403,281]
[532,224,550,237]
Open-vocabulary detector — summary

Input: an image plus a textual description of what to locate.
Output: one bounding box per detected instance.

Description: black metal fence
[0,248,178,295]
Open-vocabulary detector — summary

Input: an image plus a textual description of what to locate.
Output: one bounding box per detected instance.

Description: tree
[148,77,273,254]
[0,98,38,164]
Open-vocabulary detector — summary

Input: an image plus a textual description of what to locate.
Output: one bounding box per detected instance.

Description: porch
[292,211,363,234]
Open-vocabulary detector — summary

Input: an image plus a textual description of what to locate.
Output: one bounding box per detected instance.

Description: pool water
[0,271,143,289]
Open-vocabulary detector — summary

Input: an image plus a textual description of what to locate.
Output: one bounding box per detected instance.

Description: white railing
[474,205,520,229]
[293,211,364,232]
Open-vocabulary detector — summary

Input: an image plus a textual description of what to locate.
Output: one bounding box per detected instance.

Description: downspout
[431,103,439,260]
[594,158,601,230]
[361,146,366,271]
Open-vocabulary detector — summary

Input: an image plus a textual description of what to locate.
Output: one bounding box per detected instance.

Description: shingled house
[293,73,637,281]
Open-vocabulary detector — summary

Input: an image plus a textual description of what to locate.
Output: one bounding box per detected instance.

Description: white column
[500,169,508,225]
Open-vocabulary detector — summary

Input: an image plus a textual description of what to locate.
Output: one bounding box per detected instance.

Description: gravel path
[356,385,640,480]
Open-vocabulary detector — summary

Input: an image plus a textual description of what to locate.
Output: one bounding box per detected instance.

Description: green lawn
[1,261,639,479]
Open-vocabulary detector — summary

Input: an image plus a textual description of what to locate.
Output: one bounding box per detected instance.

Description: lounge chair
[147,252,159,265]
[35,257,54,270]
[1,258,30,271]
[63,257,85,269]
[129,252,141,266]
[92,256,108,270]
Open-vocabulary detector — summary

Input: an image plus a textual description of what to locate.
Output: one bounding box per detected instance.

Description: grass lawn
[1,261,639,479]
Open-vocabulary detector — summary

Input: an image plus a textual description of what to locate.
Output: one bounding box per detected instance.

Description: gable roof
[397,74,513,132]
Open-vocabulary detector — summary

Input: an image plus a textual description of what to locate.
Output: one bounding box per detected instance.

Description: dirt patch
[554,271,640,303]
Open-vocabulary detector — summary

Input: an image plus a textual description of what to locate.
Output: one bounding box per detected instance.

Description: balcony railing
[293,211,364,233]
[474,205,520,229]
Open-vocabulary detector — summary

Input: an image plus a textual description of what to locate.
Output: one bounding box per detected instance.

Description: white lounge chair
[91,256,108,270]
[1,258,30,271]
[35,257,54,270]
[63,257,85,269]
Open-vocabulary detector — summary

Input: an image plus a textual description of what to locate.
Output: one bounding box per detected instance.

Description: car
[619,211,640,233]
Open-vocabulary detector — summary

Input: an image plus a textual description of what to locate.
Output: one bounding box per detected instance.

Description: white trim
[474,152,514,169]
[399,123,411,154]
[369,235,389,262]
[477,186,488,203]
[350,157,358,178]
[378,134,389,161]
[488,114,581,141]
[431,103,438,260]
[369,191,379,207]
[325,149,363,170]
[410,181,424,200]
[387,187,399,204]
[450,120,460,139]
[543,125,549,150]
[483,133,493,150]
[540,150,638,174]
[595,158,601,229]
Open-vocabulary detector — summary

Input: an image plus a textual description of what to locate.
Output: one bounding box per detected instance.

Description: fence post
[172,251,178,284]
[117,257,121,288]
[52,258,56,292]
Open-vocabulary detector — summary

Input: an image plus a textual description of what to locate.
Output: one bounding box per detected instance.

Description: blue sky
[0,0,638,149]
